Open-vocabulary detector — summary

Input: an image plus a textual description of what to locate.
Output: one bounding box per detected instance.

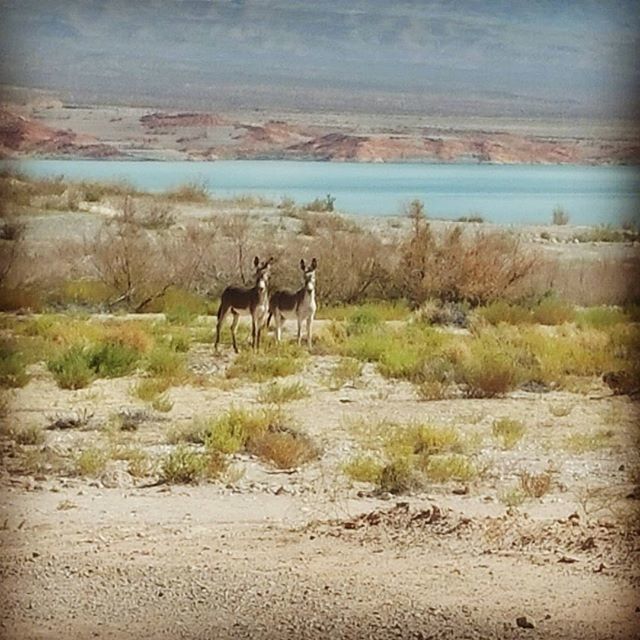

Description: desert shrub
[51,279,115,309]
[226,346,306,382]
[478,301,532,325]
[318,300,410,322]
[258,381,309,404]
[392,423,462,458]
[47,345,95,389]
[499,487,526,507]
[159,446,226,484]
[519,470,553,498]
[0,342,30,388]
[455,335,520,397]
[346,307,383,335]
[309,231,391,305]
[565,430,615,453]
[89,202,216,312]
[151,394,173,413]
[165,182,210,203]
[86,342,140,378]
[552,206,570,225]
[246,430,318,469]
[75,448,108,476]
[492,418,526,449]
[343,456,384,484]
[574,225,636,243]
[144,345,186,379]
[204,407,277,454]
[104,323,154,354]
[397,206,539,306]
[424,454,477,482]
[531,297,575,325]
[131,377,171,402]
[0,216,26,241]
[326,357,363,390]
[138,202,176,230]
[7,423,45,445]
[378,456,417,494]
[575,306,629,329]
[304,194,336,213]
[415,299,469,327]
[167,419,212,445]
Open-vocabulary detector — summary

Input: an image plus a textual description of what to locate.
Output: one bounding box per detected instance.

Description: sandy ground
[1,317,639,639]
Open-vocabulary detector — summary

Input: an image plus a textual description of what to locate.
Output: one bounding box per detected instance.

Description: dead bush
[397,204,539,307]
[89,198,217,311]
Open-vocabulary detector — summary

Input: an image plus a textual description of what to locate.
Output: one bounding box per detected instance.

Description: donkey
[268,258,317,348]
[215,256,273,353]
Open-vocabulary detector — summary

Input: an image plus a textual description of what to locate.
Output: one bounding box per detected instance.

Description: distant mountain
[1,0,638,119]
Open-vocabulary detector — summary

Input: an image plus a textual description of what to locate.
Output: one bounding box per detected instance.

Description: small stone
[516,616,535,629]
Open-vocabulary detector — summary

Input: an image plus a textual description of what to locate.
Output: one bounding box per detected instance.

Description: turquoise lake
[6,160,640,225]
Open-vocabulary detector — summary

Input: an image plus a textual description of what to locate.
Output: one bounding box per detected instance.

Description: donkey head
[253,256,274,290]
[300,258,317,292]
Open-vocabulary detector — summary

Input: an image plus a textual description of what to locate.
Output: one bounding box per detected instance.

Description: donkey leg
[296,316,302,346]
[275,314,283,343]
[230,311,240,354]
[306,315,313,349]
[215,303,228,352]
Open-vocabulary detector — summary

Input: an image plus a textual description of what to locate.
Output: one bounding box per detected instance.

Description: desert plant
[75,447,109,476]
[552,206,570,225]
[47,345,95,389]
[343,456,384,484]
[159,446,225,484]
[519,470,553,498]
[246,430,318,469]
[326,357,363,390]
[492,418,526,449]
[132,377,172,402]
[0,342,30,388]
[257,381,310,404]
[7,423,45,445]
[226,347,306,382]
[144,345,186,379]
[86,341,140,378]
[424,454,477,482]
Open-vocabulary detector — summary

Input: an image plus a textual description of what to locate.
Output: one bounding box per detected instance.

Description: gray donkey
[267,258,317,348]
[215,256,273,353]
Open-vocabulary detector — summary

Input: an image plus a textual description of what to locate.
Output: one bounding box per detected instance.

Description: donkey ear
[253,256,260,268]
[311,258,317,270]
[300,259,306,271]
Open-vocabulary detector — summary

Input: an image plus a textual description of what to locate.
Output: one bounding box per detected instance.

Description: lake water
[6,159,640,225]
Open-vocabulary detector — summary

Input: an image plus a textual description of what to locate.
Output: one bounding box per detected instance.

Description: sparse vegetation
[552,206,570,226]
[492,418,526,449]
[75,447,109,477]
[159,445,226,484]
[257,381,309,404]
[226,346,306,382]
[519,469,553,498]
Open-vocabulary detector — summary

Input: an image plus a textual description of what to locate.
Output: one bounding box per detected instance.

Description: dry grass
[246,430,318,470]
[492,418,526,449]
[159,446,226,484]
[519,469,553,498]
[257,381,310,404]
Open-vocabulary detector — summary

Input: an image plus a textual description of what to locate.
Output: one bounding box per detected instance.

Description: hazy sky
[1,0,638,118]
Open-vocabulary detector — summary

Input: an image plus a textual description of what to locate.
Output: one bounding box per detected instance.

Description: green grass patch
[226,344,306,382]
[159,446,226,484]
[47,345,95,389]
[144,344,186,379]
[575,306,630,329]
[317,300,410,322]
[0,341,30,388]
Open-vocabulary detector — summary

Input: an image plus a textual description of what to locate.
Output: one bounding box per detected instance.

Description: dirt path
[1,486,638,640]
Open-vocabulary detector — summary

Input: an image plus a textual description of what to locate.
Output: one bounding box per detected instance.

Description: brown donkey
[215,256,273,353]
[267,258,317,348]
